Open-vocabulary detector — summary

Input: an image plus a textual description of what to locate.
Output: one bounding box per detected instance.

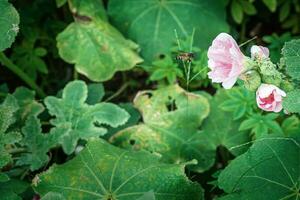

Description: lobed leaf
[57,0,143,81]
[44,80,130,154]
[108,0,229,62]
[0,0,19,51]
[218,137,300,200]
[110,85,212,172]
[33,138,204,200]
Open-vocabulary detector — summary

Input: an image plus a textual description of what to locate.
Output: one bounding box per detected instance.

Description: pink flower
[251,45,269,59]
[208,33,245,89]
[256,84,286,112]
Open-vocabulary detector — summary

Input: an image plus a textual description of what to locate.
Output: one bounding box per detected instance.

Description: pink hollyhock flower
[251,45,269,59]
[208,33,245,89]
[256,84,286,112]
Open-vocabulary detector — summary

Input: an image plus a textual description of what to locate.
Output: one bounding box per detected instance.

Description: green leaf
[220,87,255,120]
[218,137,300,200]
[240,0,257,15]
[110,85,212,172]
[11,40,48,80]
[41,192,66,200]
[150,55,183,84]
[0,179,28,200]
[281,115,300,136]
[57,0,143,82]
[283,89,300,114]
[282,39,300,80]
[239,114,283,138]
[44,80,130,154]
[0,0,20,51]
[86,83,105,105]
[55,0,67,8]
[231,0,243,24]
[279,1,291,22]
[108,0,229,62]
[200,89,251,157]
[16,117,62,171]
[0,95,22,170]
[137,191,156,200]
[105,103,141,139]
[12,87,44,124]
[33,138,204,200]
[262,0,277,12]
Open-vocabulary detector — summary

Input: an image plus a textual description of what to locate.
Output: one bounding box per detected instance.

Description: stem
[73,68,78,80]
[0,52,46,97]
[239,36,258,47]
[105,82,129,102]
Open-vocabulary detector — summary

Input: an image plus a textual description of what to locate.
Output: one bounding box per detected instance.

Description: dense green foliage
[0,0,300,200]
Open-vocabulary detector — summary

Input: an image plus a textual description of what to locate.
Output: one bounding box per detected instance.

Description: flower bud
[251,45,269,59]
[256,84,286,112]
[240,70,261,91]
[259,60,283,86]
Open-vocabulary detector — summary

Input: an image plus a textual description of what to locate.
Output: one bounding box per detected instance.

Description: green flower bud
[243,57,257,72]
[240,70,261,91]
[259,59,283,86]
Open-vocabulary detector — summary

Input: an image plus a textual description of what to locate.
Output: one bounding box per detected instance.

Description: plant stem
[0,52,46,97]
[105,82,129,102]
[7,148,27,154]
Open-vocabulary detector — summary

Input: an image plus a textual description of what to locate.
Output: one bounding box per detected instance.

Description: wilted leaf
[33,138,204,200]
[111,85,212,172]
[108,0,229,62]
[218,137,300,200]
[0,0,20,51]
[44,80,129,154]
[57,0,143,81]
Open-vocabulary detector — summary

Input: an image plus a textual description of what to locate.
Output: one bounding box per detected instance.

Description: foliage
[33,138,204,200]
[0,0,19,51]
[218,137,300,200]
[108,0,229,62]
[282,39,300,80]
[56,0,143,81]
[1,0,300,199]
[44,80,130,154]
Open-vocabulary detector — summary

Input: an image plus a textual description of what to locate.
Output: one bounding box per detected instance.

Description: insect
[175,52,194,63]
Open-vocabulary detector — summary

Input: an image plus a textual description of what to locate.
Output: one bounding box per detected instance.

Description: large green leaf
[110,85,212,172]
[0,0,20,51]
[33,138,204,200]
[283,89,300,114]
[108,0,229,62]
[218,137,300,200]
[57,0,143,81]
[44,80,130,154]
[282,39,300,80]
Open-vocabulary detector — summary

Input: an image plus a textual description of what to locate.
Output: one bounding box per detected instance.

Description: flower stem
[0,52,46,97]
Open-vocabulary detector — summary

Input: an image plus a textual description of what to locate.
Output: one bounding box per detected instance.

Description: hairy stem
[0,52,46,97]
